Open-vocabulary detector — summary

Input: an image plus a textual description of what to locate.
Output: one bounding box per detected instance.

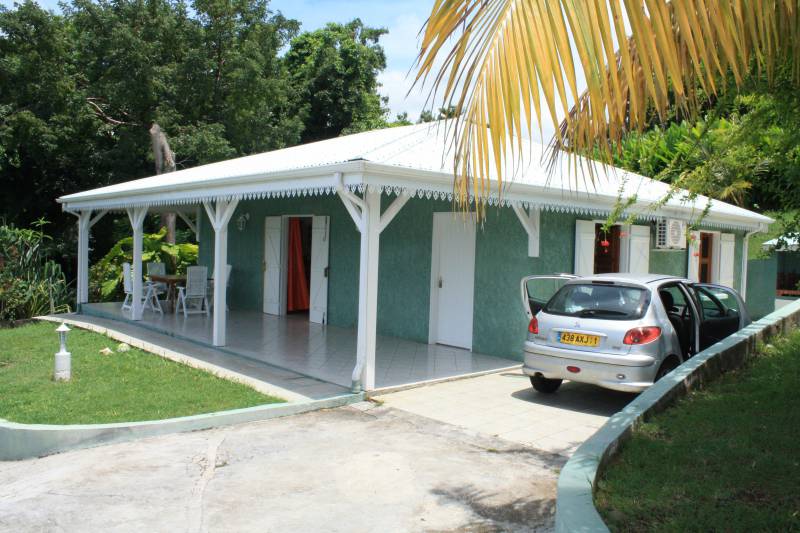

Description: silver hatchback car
[520,274,751,393]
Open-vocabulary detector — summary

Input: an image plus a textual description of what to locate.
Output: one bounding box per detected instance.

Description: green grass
[595,330,800,532]
[0,322,283,424]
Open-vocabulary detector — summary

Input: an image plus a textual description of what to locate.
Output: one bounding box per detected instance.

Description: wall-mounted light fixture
[236,213,250,232]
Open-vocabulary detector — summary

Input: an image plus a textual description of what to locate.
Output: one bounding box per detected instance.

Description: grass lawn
[0,321,283,424]
[595,330,800,532]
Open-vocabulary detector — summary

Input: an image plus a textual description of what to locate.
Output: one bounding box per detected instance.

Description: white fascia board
[59,162,368,211]
[363,163,769,230]
[58,154,771,232]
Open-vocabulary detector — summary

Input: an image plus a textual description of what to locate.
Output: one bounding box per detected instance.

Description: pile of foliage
[89,227,198,301]
[0,222,72,321]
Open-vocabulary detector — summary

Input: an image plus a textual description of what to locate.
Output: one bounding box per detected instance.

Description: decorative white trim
[61,165,766,233]
[512,205,540,257]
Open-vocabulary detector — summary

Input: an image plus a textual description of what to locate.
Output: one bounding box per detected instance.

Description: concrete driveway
[0,371,634,532]
[0,403,563,533]
[381,370,635,456]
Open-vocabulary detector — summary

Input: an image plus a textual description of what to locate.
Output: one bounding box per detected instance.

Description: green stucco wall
[198,195,360,329]
[472,208,582,360]
[198,197,753,363]
[746,256,777,319]
[199,195,442,339]
[649,249,687,277]
[777,250,800,276]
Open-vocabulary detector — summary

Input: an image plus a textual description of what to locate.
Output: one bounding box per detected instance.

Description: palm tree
[415,0,800,203]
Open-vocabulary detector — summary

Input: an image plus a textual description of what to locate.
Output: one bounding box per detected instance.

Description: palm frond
[414,0,800,206]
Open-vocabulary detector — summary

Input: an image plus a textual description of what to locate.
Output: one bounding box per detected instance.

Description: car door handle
[438,277,443,288]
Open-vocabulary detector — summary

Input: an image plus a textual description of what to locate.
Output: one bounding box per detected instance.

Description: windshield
[544,283,650,320]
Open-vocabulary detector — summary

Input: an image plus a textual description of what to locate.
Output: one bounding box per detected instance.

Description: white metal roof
[58,121,772,231]
[762,236,799,251]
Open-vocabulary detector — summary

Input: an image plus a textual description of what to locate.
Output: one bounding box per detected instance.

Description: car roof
[572,273,689,286]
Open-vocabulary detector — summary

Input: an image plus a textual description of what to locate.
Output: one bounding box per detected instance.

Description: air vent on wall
[656,219,687,249]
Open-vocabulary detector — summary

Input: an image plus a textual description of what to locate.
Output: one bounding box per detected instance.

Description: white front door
[263,216,285,315]
[430,212,476,350]
[309,215,330,324]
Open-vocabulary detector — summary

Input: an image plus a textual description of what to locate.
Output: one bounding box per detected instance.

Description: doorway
[594,224,621,274]
[698,232,714,283]
[263,215,330,323]
[429,212,476,350]
[286,217,312,316]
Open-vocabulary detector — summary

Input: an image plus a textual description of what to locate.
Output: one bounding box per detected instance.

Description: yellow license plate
[559,332,600,347]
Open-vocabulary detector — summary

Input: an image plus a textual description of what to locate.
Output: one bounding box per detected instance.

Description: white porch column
[203,198,239,346]
[357,189,381,391]
[71,209,107,308]
[338,176,410,392]
[126,207,148,320]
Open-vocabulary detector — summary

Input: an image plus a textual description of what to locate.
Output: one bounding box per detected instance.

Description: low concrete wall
[555,299,800,532]
[0,393,362,461]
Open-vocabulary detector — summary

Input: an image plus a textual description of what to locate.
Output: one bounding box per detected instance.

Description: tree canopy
[285,19,389,143]
[612,67,800,232]
[0,0,394,254]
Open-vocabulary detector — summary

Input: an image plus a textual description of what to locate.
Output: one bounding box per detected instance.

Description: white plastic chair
[121,262,133,312]
[144,262,166,314]
[176,266,209,317]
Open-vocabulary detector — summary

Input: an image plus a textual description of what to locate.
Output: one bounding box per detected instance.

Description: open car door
[690,283,752,351]
[520,274,577,319]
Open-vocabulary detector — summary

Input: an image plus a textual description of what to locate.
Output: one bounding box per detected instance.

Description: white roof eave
[56,120,773,232]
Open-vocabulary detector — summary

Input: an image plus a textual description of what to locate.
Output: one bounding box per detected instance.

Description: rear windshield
[544,283,650,320]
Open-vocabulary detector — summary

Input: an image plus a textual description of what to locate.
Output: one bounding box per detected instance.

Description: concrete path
[0,404,563,533]
[46,314,349,401]
[380,370,635,456]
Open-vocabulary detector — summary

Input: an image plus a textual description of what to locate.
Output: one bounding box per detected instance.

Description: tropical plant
[0,221,72,321]
[89,227,198,301]
[415,1,800,205]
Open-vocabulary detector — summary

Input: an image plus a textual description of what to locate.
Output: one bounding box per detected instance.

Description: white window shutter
[718,233,736,287]
[574,220,596,276]
[309,216,330,324]
[687,231,701,282]
[262,216,284,315]
[628,225,651,274]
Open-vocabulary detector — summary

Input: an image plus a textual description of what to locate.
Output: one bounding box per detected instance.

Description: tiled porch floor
[81,303,520,389]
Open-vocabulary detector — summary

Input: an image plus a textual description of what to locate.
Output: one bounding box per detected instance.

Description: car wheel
[530,375,562,393]
[655,357,680,381]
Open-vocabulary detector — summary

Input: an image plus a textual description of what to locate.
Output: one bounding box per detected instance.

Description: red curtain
[287,218,310,312]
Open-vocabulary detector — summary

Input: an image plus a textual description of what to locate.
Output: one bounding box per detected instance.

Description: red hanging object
[287,218,310,312]
[600,239,610,247]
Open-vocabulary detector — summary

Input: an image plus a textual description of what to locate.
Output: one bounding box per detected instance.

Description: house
[57,122,773,392]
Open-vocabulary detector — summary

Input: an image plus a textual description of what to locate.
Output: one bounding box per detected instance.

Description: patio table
[148,274,185,313]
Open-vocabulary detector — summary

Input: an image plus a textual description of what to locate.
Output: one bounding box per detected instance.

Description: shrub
[90,227,198,301]
[0,221,72,321]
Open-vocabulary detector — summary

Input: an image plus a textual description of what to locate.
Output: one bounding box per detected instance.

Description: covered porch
[80,302,519,390]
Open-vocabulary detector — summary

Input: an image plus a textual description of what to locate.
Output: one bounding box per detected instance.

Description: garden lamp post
[54,323,71,381]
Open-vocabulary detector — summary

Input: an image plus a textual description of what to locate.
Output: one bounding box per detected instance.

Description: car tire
[530,375,562,393]
[655,357,680,382]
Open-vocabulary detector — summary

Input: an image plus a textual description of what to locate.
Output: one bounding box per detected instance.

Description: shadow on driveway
[507,373,636,417]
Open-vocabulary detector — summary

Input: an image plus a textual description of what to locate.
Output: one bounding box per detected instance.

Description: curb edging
[0,393,363,461]
[555,299,800,532]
